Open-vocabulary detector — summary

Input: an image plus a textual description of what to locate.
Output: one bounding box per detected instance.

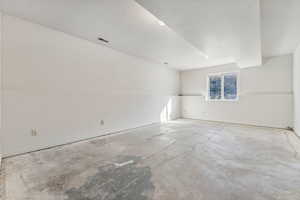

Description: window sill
[206,98,239,102]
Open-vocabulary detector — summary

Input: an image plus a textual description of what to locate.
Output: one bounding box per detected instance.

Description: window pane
[224,74,237,99]
[209,76,222,99]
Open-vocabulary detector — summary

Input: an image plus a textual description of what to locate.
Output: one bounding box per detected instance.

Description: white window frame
[206,72,239,101]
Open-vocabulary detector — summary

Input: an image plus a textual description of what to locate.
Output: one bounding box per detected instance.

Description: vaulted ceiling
[0,0,299,70]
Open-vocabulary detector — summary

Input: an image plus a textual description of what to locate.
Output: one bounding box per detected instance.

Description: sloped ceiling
[0,0,299,70]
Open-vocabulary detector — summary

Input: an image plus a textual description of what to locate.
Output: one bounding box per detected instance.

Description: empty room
[1,0,300,199]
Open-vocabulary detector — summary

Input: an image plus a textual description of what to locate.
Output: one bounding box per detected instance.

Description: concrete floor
[1,119,300,200]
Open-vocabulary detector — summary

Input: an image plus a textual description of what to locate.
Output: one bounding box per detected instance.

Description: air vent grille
[98,37,109,43]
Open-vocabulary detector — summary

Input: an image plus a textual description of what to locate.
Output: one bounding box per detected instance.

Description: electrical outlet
[31,128,38,136]
[100,120,105,126]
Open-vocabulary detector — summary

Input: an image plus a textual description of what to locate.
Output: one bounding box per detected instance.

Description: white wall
[0,12,3,165]
[1,15,180,157]
[180,55,293,128]
[294,45,300,135]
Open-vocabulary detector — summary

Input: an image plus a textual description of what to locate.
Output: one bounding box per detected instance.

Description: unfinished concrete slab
[1,119,300,200]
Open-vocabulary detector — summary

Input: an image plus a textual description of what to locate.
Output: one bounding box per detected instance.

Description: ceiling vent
[98,37,109,43]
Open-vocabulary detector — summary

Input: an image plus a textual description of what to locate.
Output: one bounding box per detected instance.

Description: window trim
[206,72,239,101]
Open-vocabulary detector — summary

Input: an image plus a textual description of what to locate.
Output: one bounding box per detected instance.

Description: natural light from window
[207,73,238,101]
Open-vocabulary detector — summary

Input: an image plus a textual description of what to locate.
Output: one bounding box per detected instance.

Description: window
[207,73,238,101]
[209,76,222,100]
[224,74,238,100]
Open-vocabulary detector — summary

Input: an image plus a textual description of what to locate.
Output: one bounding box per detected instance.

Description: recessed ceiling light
[158,20,166,26]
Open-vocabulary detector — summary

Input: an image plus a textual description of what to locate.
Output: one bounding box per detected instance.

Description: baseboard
[181,118,289,130]
[3,122,161,159]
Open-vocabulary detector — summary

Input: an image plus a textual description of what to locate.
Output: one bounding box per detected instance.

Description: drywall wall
[0,12,2,166]
[180,55,293,128]
[294,45,300,135]
[1,15,180,157]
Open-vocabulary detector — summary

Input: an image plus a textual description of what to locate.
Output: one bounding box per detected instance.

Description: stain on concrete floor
[2,119,300,200]
[65,156,154,200]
